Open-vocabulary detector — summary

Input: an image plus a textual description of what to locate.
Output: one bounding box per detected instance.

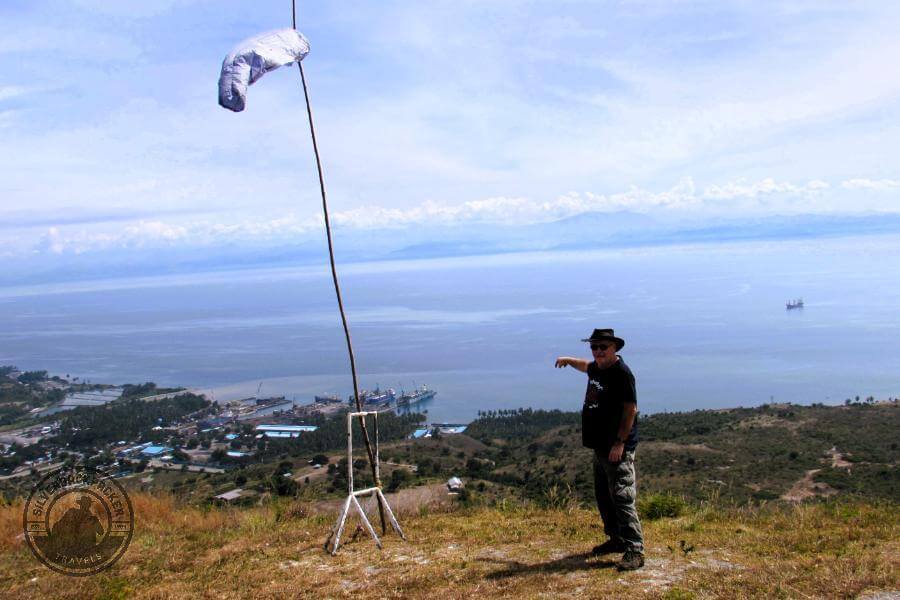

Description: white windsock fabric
[218,28,310,112]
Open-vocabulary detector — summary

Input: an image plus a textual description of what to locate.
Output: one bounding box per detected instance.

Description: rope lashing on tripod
[217,10,387,534]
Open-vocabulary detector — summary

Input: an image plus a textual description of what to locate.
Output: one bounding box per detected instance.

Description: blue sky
[2,1,900,261]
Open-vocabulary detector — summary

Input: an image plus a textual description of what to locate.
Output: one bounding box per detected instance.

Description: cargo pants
[593,449,644,553]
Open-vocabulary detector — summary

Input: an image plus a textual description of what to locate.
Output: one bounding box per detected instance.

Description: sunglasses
[590,343,612,351]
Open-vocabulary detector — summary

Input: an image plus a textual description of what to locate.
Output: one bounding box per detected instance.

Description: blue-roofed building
[437,424,467,435]
[140,445,170,457]
[255,424,318,438]
[117,442,151,458]
[411,428,431,439]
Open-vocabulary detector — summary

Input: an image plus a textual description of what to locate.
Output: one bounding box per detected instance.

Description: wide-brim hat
[581,328,625,350]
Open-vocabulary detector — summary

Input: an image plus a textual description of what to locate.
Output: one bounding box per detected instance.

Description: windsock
[218,28,310,112]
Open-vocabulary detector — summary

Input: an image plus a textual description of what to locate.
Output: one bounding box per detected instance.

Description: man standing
[555,328,644,571]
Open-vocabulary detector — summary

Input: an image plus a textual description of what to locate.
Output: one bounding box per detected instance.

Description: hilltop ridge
[0,369,898,597]
[0,492,897,598]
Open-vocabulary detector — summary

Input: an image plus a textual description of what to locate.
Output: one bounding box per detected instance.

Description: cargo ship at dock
[341,384,436,410]
[350,386,396,408]
[313,394,342,404]
[396,384,436,407]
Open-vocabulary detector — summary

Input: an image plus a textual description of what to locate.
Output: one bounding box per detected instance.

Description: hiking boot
[616,549,645,571]
[591,538,626,556]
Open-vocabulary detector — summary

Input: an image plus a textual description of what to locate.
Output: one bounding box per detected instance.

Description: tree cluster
[255,410,423,461]
[56,394,209,448]
[466,408,579,442]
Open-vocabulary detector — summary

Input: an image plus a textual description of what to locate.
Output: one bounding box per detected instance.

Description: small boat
[786,298,804,310]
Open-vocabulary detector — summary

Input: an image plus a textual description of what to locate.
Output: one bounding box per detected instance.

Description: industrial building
[254,424,318,438]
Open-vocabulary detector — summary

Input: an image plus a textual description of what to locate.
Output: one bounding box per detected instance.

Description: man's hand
[608,441,624,463]
[555,357,589,372]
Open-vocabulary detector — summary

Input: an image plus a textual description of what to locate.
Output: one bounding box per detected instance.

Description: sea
[2,234,898,424]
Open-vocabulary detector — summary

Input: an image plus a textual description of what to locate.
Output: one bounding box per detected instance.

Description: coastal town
[3,364,896,510]
[0,366,467,497]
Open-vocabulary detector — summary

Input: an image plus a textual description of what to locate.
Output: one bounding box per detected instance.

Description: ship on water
[396,384,436,407]
[351,385,396,408]
[786,298,804,310]
[338,383,436,410]
[313,393,342,404]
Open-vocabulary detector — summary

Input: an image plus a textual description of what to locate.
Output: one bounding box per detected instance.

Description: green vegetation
[56,394,209,448]
[467,408,579,442]
[815,464,897,500]
[14,370,47,384]
[1,364,895,514]
[382,401,899,507]
[0,366,64,426]
[638,491,688,520]
[230,400,890,511]
[638,407,755,440]
[256,411,423,460]
[119,382,183,399]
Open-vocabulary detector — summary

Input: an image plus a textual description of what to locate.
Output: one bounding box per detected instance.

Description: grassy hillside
[371,402,899,508]
[50,402,900,508]
[0,492,897,599]
[3,399,895,511]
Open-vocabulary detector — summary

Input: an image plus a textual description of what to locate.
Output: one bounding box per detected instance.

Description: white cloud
[841,179,900,191]
[14,175,900,257]
[703,179,829,200]
[0,85,33,102]
[35,221,194,255]
[3,1,900,242]
[29,215,322,256]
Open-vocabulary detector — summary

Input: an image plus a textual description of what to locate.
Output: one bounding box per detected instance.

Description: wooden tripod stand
[325,411,406,554]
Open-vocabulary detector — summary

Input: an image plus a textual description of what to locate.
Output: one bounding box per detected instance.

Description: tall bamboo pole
[292,1,387,534]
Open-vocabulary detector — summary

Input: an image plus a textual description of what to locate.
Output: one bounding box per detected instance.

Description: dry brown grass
[0,492,897,599]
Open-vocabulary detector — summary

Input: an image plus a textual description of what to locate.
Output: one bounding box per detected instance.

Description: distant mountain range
[5,212,900,287]
[387,211,900,259]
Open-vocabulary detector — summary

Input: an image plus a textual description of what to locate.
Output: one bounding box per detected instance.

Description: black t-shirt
[582,357,638,452]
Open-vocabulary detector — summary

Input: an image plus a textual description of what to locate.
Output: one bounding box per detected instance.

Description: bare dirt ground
[781,443,852,501]
[781,468,838,502]
[828,446,854,469]
[308,482,453,518]
[643,441,720,453]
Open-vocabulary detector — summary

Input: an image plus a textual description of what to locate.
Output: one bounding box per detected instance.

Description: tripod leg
[376,488,406,540]
[351,494,382,549]
[329,495,353,555]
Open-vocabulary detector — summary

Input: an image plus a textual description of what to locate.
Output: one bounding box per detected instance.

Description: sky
[2,1,900,263]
